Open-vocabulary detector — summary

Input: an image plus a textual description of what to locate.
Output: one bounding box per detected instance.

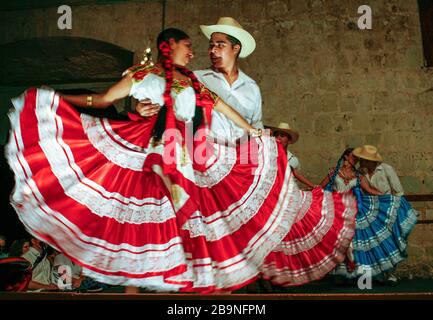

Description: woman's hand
[249,128,263,137]
[135,99,161,117]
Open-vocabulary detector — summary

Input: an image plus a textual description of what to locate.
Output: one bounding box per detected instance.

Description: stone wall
[1,0,432,277]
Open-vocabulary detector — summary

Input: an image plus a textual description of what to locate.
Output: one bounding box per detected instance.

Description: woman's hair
[152,28,204,142]
[9,239,29,257]
[226,34,242,58]
[156,28,189,60]
[340,147,354,161]
[324,147,355,191]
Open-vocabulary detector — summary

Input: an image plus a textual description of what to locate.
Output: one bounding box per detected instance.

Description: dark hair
[341,147,354,160]
[9,239,29,257]
[224,34,242,58]
[156,28,190,60]
[152,28,204,142]
[324,147,356,191]
[227,34,241,47]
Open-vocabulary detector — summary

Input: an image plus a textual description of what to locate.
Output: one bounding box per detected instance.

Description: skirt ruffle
[332,192,418,278]
[261,188,357,286]
[6,88,359,292]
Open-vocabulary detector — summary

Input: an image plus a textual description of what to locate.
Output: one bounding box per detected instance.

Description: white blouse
[129,73,197,122]
[332,175,358,192]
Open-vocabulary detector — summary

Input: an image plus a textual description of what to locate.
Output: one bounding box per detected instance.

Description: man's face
[359,158,378,171]
[208,33,240,69]
[22,241,30,254]
[347,153,359,167]
[31,238,42,251]
[274,131,291,149]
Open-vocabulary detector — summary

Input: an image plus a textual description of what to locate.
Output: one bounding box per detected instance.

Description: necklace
[338,166,355,185]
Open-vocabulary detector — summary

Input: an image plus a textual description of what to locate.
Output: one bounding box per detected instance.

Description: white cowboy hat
[267,122,299,144]
[353,145,383,162]
[200,17,256,58]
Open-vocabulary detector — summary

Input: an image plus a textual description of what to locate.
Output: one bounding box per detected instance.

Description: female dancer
[321,147,417,285]
[6,28,357,293]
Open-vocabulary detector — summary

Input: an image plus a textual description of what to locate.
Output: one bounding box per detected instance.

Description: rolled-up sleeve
[384,164,404,196]
[250,86,264,129]
[287,151,300,170]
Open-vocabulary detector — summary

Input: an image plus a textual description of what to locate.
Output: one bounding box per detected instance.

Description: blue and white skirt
[333,192,418,278]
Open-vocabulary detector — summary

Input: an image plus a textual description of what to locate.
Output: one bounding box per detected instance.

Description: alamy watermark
[357,267,373,290]
[57,5,72,30]
[157,124,271,171]
[358,5,372,30]
[56,264,72,290]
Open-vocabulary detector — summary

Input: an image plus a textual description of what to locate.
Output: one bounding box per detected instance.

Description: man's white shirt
[194,68,263,140]
[22,247,52,285]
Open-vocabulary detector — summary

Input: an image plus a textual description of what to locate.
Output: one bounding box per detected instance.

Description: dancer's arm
[319,169,334,188]
[60,74,133,109]
[359,176,383,195]
[214,99,261,136]
[292,169,317,189]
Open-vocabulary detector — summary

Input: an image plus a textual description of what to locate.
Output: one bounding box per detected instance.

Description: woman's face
[22,241,30,254]
[346,153,358,166]
[171,38,194,66]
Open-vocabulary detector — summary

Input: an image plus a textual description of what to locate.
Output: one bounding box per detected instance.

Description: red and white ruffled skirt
[6,88,357,292]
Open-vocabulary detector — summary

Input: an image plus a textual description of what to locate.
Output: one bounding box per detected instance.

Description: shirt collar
[375,163,384,172]
[200,68,253,87]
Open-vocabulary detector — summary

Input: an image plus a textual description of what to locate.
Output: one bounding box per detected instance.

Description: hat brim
[353,147,383,162]
[200,24,256,58]
[267,126,299,144]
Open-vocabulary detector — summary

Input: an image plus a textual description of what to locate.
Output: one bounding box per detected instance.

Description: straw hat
[200,17,256,58]
[267,122,299,143]
[353,145,383,162]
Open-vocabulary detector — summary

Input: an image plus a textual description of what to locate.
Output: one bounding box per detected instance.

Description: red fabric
[6,86,358,292]
[262,188,357,286]
[0,257,32,292]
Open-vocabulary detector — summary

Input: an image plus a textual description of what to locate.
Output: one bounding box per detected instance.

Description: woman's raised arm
[60,73,133,109]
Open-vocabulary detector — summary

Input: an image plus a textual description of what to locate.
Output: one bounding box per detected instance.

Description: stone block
[406,225,429,245]
[424,246,433,259]
[401,176,423,194]
[368,113,389,132]
[320,92,339,112]
[365,134,382,146]
[425,209,433,221]
[292,114,313,134]
[266,0,290,18]
[406,245,426,259]
[423,177,433,194]
[403,45,424,68]
[372,92,391,112]
[381,134,413,152]
[340,95,356,112]
[314,114,335,135]
[344,134,364,149]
